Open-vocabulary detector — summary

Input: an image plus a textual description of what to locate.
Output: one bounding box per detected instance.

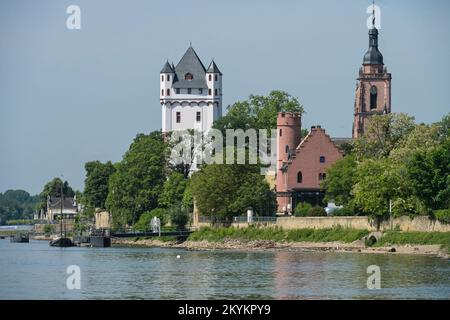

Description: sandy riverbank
[111,237,449,259]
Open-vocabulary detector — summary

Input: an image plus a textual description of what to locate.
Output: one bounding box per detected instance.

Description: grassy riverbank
[374,231,450,252]
[188,226,369,243]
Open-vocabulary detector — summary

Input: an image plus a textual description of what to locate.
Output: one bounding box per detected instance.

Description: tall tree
[83,161,116,209]
[353,113,416,159]
[408,138,450,210]
[106,132,167,228]
[159,172,188,209]
[190,163,275,220]
[322,154,357,206]
[213,90,305,132]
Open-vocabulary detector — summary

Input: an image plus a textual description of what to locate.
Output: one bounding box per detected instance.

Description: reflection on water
[0,239,448,299]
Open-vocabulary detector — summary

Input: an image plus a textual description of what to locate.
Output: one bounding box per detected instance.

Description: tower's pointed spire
[206,59,222,75]
[363,1,383,65]
[160,60,174,73]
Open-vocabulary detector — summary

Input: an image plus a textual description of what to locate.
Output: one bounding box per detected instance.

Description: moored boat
[10,233,30,243]
[49,236,74,247]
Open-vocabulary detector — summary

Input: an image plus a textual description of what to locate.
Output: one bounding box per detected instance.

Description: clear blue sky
[1,0,449,194]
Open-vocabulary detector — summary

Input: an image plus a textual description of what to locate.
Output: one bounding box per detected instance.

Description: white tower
[206,60,223,124]
[160,46,222,133]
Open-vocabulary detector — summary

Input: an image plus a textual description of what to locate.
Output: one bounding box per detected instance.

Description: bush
[134,208,168,231]
[43,224,54,235]
[434,209,450,224]
[331,207,355,216]
[168,205,190,230]
[307,206,327,217]
[294,202,312,217]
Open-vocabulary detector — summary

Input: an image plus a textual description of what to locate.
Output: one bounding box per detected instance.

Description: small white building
[160,46,222,133]
[34,196,80,221]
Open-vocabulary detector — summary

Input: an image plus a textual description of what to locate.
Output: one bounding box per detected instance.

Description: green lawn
[188,226,369,243]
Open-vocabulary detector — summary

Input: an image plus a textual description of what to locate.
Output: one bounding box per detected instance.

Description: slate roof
[160,60,174,73]
[172,46,208,89]
[48,196,77,211]
[363,27,384,65]
[206,60,222,75]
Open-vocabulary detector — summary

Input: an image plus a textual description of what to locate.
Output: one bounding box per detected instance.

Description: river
[0,239,449,299]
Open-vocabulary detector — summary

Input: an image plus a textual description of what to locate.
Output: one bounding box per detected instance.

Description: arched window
[208,88,212,95]
[370,86,377,109]
[166,89,170,96]
[167,75,170,81]
[214,75,218,81]
[161,75,164,82]
[285,145,289,154]
[161,89,164,96]
[185,73,193,80]
[208,74,212,81]
[214,89,218,95]
[297,171,303,183]
[279,129,282,137]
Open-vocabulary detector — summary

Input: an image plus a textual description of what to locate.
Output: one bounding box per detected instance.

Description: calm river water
[0,239,449,299]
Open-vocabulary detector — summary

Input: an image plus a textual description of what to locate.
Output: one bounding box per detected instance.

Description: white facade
[160,47,222,133]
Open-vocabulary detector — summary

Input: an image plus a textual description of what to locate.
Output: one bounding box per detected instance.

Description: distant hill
[0,190,39,225]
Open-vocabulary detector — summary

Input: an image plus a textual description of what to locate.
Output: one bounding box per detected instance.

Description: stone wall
[275,216,450,232]
[276,216,373,230]
[194,216,450,232]
[34,221,75,234]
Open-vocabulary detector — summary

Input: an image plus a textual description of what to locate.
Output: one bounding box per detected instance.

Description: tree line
[322,112,450,222]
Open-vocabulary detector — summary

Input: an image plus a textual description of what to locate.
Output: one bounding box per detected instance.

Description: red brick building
[276,112,343,213]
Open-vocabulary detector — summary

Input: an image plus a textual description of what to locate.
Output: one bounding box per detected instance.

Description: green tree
[437,112,450,140]
[106,132,167,228]
[213,90,304,133]
[134,208,168,231]
[323,154,357,206]
[353,113,416,159]
[168,204,190,230]
[190,163,275,220]
[0,190,39,224]
[159,172,188,208]
[408,138,450,210]
[181,181,194,212]
[83,161,116,209]
[352,158,413,217]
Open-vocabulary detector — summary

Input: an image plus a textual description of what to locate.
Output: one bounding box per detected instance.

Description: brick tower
[276,112,302,213]
[352,17,392,138]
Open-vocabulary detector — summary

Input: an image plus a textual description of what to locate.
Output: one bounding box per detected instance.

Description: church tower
[352,15,391,138]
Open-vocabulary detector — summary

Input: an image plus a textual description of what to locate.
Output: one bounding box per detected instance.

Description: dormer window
[185,73,193,81]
